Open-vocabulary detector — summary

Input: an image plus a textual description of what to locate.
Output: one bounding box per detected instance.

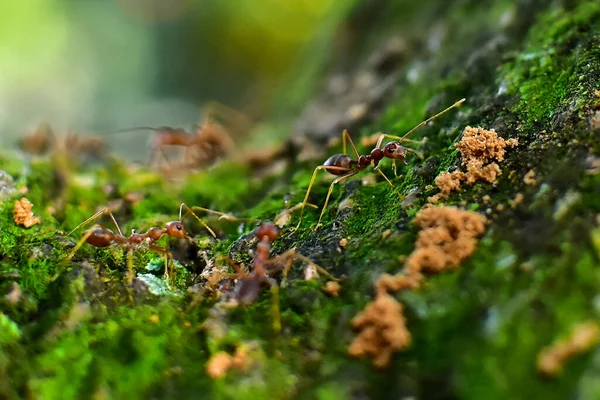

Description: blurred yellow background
[0,0,354,156]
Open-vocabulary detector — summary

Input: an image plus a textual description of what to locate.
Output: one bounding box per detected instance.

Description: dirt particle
[206,346,251,379]
[323,281,341,297]
[537,321,600,377]
[510,193,524,208]
[304,263,319,280]
[206,352,233,379]
[13,197,41,228]
[5,282,21,305]
[523,169,537,185]
[429,171,464,203]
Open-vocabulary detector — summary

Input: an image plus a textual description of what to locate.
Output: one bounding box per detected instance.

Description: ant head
[383,141,407,160]
[256,223,280,242]
[166,221,190,239]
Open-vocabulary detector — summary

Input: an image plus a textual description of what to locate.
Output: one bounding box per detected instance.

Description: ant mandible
[62,203,233,286]
[294,98,466,230]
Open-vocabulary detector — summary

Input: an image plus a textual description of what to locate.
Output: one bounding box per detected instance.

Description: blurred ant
[106,102,252,170]
[18,123,108,161]
[227,222,338,333]
[295,98,466,230]
[62,203,230,286]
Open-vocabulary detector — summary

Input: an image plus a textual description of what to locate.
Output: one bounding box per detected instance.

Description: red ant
[104,102,251,170]
[294,98,465,230]
[227,222,338,333]
[62,203,231,286]
[18,123,108,161]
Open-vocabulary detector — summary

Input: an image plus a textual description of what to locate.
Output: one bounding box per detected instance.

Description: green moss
[501,2,600,131]
[2,0,600,398]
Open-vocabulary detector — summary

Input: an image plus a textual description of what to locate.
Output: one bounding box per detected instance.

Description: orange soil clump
[523,169,537,185]
[349,205,487,368]
[323,281,341,297]
[405,205,487,273]
[206,346,251,379]
[429,126,518,202]
[13,197,40,228]
[537,321,600,377]
[347,289,411,369]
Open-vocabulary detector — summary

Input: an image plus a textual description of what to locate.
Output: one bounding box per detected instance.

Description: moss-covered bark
[1,0,600,399]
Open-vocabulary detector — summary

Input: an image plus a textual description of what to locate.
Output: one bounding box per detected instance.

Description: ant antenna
[376,98,466,149]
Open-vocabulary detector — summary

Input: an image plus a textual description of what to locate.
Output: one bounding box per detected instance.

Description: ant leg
[148,244,174,287]
[266,277,281,334]
[225,257,249,277]
[200,101,253,137]
[399,98,465,140]
[288,251,340,282]
[267,249,339,284]
[401,137,428,145]
[315,171,360,230]
[178,203,217,238]
[375,134,428,147]
[149,144,171,170]
[375,98,466,148]
[342,129,360,158]
[262,250,295,287]
[126,247,134,285]
[190,205,258,224]
[293,165,352,230]
[286,202,318,213]
[67,208,123,237]
[148,146,162,168]
[62,224,102,265]
[274,202,318,227]
[376,168,404,199]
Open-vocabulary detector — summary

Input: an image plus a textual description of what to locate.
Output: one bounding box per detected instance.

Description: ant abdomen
[324,154,355,175]
[86,227,114,247]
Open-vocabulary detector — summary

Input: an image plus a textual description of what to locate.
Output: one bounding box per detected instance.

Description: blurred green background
[0,0,356,157]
